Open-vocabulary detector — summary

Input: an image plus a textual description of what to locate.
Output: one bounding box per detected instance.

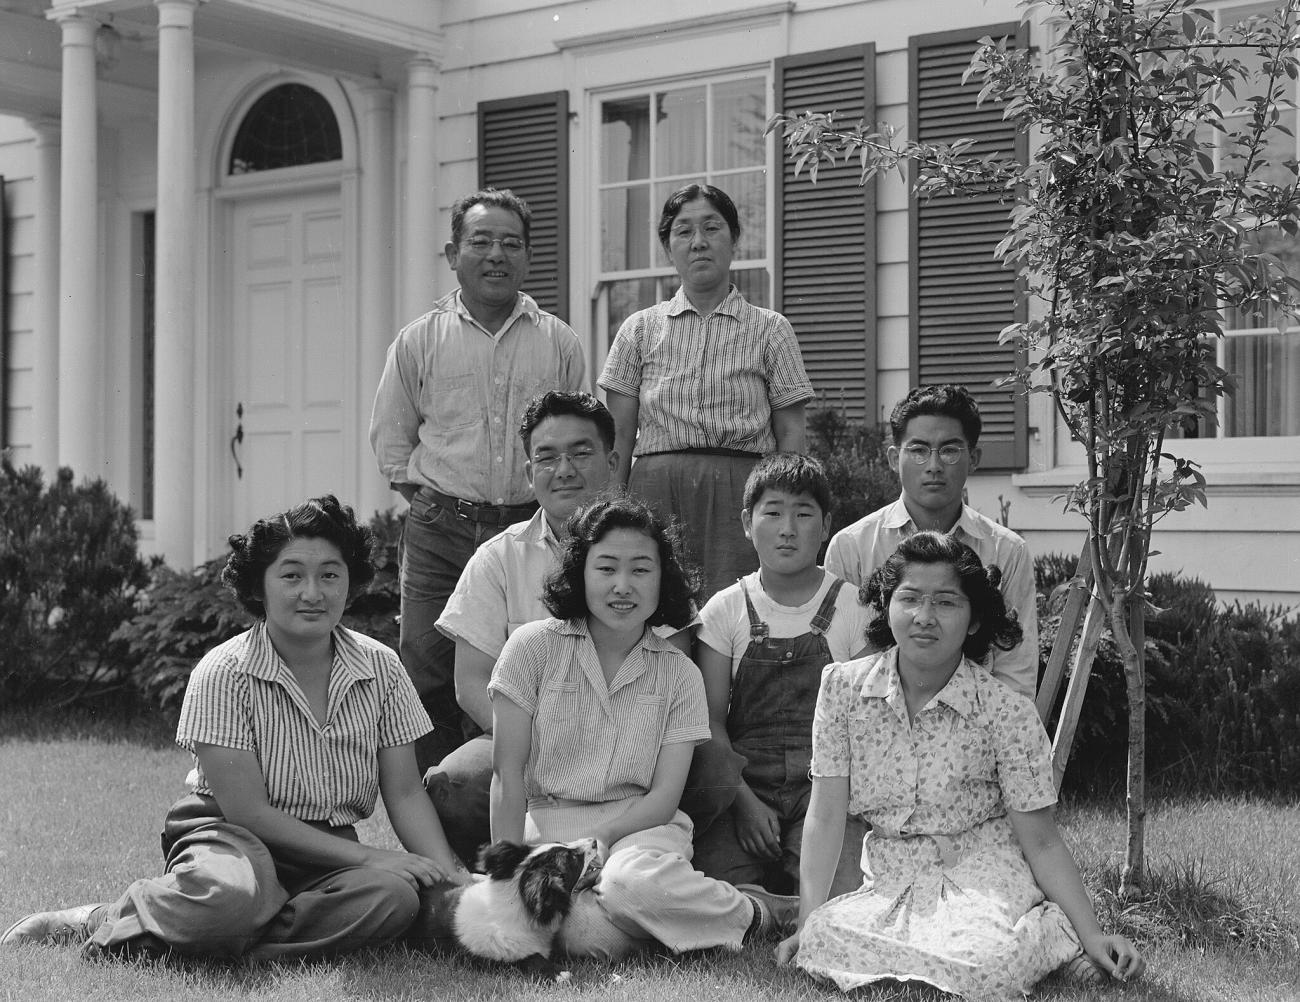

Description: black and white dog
[407,837,602,980]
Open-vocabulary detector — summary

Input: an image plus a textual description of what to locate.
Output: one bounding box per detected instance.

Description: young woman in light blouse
[777,531,1145,996]
[489,495,796,961]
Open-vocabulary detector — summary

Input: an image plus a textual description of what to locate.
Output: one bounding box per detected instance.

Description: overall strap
[808,577,847,636]
[739,579,768,643]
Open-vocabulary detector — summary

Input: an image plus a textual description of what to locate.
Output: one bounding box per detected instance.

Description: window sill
[1012,463,1300,496]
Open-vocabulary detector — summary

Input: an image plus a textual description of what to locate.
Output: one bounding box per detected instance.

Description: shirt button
[495,497,504,504]
[496,456,504,464]
[784,651,793,659]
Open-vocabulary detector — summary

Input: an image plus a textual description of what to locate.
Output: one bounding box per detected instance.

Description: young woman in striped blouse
[2,495,468,959]
[488,495,796,962]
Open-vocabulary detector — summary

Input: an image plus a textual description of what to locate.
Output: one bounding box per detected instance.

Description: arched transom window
[228,83,342,175]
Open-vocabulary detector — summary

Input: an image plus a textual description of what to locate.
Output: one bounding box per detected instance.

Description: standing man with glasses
[824,384,1039,698]
[371,189,585,772]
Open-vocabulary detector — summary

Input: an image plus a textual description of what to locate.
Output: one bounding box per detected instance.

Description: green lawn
[1,714,1296,1002]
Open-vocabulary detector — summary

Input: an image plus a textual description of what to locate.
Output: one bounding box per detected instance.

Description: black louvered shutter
[775,45,877,425]
[909,25,1027,469]
[478,92,569,320]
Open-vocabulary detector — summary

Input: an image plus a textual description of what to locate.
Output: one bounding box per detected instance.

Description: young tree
[771,0,1300,892]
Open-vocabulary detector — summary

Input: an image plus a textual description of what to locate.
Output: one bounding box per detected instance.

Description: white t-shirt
[697,570,873,679]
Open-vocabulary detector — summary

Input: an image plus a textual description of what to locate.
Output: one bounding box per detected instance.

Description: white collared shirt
[824,497,1039,699]
[437,508,562,660]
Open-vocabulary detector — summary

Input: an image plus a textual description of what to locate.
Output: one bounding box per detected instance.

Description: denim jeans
[399,490,517,772]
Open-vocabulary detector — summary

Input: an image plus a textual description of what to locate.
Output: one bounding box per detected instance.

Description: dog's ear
[519,857,572,926]
[478,840,532,880]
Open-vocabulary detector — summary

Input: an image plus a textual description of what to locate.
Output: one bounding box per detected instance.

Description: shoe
[737,883,799,940]
[1060,952,1106,985]
[1,904,107,947]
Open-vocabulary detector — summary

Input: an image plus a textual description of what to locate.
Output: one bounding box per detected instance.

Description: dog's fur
[406,837,601,981]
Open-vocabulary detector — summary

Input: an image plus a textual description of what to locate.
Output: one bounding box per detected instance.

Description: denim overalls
[694,576,846,892]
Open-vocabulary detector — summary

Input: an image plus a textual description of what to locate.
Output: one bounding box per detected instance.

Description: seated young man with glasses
[427,391,693,866]
[824,384,1038,698]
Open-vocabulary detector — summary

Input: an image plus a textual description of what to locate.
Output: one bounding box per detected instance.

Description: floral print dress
[795,650,1081,999]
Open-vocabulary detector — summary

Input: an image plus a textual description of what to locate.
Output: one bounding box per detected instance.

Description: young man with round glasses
[370,189,585,773]
[824,384,1039,698]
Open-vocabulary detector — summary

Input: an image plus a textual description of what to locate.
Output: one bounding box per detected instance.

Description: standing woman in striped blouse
[599,183,815,603]
[1,495,468,959]
[489,495,796,962]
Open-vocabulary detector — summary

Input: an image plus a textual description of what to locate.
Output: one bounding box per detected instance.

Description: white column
[153,0,203,566]
[27,117,61,478]
[358,85,397,519]
[403,55,440,321]
[50,12,100,478]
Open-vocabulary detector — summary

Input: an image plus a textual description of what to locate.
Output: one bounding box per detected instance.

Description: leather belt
[639,447,761,459]
[420,487,537,525]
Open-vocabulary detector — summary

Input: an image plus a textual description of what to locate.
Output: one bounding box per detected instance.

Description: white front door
[226,188,353,536]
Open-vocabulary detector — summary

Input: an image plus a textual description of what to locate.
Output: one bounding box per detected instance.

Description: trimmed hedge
[0,462,150,705]
[1037,556,1300,797]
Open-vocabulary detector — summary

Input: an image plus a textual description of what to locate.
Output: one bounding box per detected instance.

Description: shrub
[113,556,252,712]
[1037,553,1300,796]
[115,508,404,714]
[805,407,898,538]
[0,462,150,706]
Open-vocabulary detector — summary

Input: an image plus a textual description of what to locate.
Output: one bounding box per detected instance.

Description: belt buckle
[453,498,476,521]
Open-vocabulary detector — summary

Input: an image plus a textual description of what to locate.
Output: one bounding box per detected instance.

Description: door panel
[229,190,348,536]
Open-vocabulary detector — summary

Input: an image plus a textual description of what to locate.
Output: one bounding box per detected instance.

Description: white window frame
[589,69,774,369]
[1193,0,1300,459]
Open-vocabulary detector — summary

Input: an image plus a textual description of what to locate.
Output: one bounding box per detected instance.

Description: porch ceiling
[0,0,442,121]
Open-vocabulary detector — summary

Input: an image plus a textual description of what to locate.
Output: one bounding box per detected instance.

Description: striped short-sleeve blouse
[176,622,432,827]
[597,285,814,456]
[488,618,710,805]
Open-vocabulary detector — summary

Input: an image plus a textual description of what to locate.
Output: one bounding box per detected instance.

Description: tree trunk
[1108,586,1146,895]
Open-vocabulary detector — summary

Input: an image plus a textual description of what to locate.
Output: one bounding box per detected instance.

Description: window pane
[713,77,766,170]
[602,96,650,183]
[1224,228,1300,330]
[228,84,341,175]
[656,87,706,177]
[733,267,770,309]
[606,278,657,347]
[1224,331,1300,436]
[601,186,651,271]
[725,169,766,261]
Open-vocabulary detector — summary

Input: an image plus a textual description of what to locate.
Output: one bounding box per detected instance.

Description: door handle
[230,402,244,479]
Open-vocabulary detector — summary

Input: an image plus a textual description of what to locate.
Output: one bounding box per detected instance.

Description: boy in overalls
[692,453,873,893]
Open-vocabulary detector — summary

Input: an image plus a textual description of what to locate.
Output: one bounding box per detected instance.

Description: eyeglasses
[531,449,600,474]
[669,220,729,242]
[900,444,967,466]
[462,235,527,255]
[892,592,968,613]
